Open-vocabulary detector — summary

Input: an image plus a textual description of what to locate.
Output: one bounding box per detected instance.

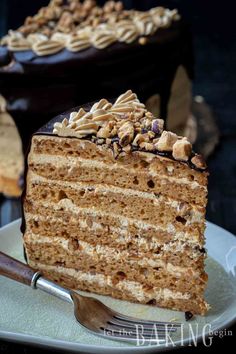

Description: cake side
[22,90,208,315]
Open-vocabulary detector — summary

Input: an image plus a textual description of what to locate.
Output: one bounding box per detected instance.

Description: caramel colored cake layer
[23,90,209,315]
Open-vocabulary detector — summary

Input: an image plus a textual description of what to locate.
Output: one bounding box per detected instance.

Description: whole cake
[0,95,23,197]
[22,90,209,315]
[0,0,193,149]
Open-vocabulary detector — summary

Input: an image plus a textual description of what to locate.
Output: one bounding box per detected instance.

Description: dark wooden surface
[0,0,236,352]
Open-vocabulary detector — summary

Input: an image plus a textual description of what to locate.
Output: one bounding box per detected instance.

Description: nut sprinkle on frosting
[52,90,206,170]
[1,0,181,56]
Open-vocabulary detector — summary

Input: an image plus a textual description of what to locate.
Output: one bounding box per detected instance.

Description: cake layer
[29,154,207,206]
[24,198,204,243]
[24,225,204,269]
[25,212,204,249]
[26,172,205,235]
[29,136,208,205]
[28,261,208,315]
[24,232,206,290]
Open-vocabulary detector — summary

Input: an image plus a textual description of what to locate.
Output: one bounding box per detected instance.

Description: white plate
[0,219,236,353]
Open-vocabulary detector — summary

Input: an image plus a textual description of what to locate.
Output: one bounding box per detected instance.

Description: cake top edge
[37,89,207,172]
[1,0,181,56]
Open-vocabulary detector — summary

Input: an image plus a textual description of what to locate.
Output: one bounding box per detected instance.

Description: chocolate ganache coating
[0,19,193,151]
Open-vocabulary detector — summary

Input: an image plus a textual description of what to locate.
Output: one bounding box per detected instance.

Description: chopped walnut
[151,119,164,134]
[131,108,146,121]
[172,138,192,161]
[145,111,154,119]
[123,144,131,153]
[83,0,96,12]
[140,142,154,151]
[96,138,105,145]
[118,121,134,146]
[156,131,178,151]
[25,16,34,25]
[142,117,153,130]
[105,138,112,145]
[148,131,155,139]
[97,121,113,138]
[92,17,100,28]
[104,1,117,13]
[191,154,207,170]
[133,133,145,146]
[69,1,81,12]
[50,0,63,6]
[115,1,123,12]
[57,11,74,32]
[40,27,52,37]
[18,23,39,35]
[44,7,56,20]
[139,36,148,45]
[113,141,121,158]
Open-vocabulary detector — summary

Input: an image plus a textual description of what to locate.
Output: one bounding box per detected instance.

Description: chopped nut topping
[140,142,155,151]
[113,141,121,158]
[191,154,207,170]
[105,138,112,145]
[52,90,199,167]
[172,138,192,161]
[97,122,113,138]
[133,133,145,146]
[96,138,105,145]
[1,2,180,55]
[151,119,164,134]
[118,121,134,146]
[122,144,131,153]
[139,36,147,45]
[156,131,178,151]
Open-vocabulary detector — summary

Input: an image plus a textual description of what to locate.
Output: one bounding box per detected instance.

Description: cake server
[0,251,181,343]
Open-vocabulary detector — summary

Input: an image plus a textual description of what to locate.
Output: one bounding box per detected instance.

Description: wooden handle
[0,251,37,286]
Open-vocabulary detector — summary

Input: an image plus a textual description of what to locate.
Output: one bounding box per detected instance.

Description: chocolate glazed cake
[22,90,209,315]
[0,0,193,150]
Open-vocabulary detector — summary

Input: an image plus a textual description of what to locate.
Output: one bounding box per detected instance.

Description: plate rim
[0,219,236,353]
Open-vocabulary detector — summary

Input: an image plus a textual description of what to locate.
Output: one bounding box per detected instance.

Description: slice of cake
[22,90,209,315]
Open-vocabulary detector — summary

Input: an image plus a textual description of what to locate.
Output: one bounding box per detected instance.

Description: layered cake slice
[23,90,209,315]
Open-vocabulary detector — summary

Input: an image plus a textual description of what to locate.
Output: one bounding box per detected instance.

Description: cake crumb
[139,37,148,45]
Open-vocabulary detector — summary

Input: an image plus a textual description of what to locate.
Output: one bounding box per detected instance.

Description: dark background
[0,0,235,353]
